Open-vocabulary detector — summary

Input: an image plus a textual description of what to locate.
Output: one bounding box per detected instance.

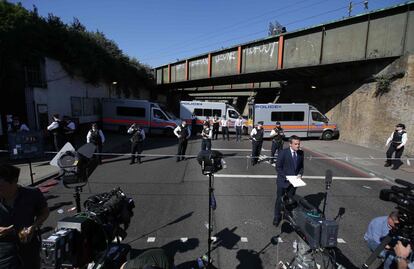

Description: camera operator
[364,211,400,269]
[273,135,304,227]
[120,248,174,269]
[0,164,49,269]
[394,241,413,269]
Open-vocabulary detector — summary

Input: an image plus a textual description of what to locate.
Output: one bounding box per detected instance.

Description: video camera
[197,150,225,175]
[41,188,135,269]
[283,170,344,250]
[379,179,414,243]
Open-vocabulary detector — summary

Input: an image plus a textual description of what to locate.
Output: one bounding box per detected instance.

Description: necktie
[293,151,297,169]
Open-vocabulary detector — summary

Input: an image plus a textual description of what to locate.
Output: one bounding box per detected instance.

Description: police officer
[63,116,76,146]
[128,123,145,164]
[212,115,220,140]
[174,121,191,162]
[8,116,30,132]
[250,121,264,166]
[47,114,63,151]
[201,121,213,151]
[235,115,244,142]
[86,123,105,164]
[270,121,285,164]
[385,123,408,170]
[220,116,229,141]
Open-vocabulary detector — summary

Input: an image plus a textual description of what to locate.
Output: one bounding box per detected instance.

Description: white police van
[102,98,180,135]
[251,103,339,140]
[180,101,242,132]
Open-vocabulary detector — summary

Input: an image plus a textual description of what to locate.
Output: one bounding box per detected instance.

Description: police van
[251,103,339,140]
[180,101,242,132]
[102,98,180,135]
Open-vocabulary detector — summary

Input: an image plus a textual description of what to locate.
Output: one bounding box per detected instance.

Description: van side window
[271,111,304,121]
[194,109,203,116]
[213,109,222,117]
[311,112,325,122]
[153,109,167,120]
[117,106,146,117]
[204,109,212,117]
[228,110,238,119]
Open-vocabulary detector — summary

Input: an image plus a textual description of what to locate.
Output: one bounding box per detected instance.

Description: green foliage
[374,75,391,97]
[0,1,153,96]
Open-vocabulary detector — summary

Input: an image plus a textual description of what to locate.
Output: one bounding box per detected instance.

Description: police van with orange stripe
[251,103,339,140]
[102,98,180,135]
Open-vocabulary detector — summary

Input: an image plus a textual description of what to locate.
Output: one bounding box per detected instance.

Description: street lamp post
[110,81,117,98]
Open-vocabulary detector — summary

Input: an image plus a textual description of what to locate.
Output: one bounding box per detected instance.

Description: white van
[180,101,242,131]
[251,103,339,140]
[102,98,180,135]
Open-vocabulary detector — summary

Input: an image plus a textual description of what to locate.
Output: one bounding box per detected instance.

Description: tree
[268,21,286,36]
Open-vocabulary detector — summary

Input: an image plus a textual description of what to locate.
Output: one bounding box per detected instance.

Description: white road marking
[213,174,384,181]
[180,237,188,243]
[212,148,270,152]
[241,237,248,242]
[147,237,156,243]
[362,185,372,189]
[337,238,346,243]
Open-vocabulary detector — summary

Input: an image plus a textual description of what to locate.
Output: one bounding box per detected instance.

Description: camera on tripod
[282,170,343,250]
[41,188,135,269]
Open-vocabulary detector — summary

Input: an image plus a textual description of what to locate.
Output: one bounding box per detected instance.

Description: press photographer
[362,179,414,269]
[0,164,49,269]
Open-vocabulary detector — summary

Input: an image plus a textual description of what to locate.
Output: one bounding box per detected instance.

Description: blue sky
[12,0,405,67]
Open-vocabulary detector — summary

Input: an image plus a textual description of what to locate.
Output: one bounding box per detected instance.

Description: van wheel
[322,131,333,140]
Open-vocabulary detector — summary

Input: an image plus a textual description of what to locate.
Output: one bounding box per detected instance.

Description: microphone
[325,169,333,190]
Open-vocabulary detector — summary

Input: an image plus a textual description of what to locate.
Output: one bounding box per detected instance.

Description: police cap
[396,123,406,129]
[258,121,264,125]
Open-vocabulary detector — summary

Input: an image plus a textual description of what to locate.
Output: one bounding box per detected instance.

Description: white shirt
[66,121,76,131]
[47,121,60,131]
[220,119,228,127]
[128,126,146,140]
[202,128,213,139]
[87,129,105,143]
[8,123,30,132]
[235,118,244,127]
[386,131,408,147]
[174,125,191,139]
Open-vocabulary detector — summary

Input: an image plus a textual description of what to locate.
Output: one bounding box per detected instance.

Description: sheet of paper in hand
[286,176,306,187]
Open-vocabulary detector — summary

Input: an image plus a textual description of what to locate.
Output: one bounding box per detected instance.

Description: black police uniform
[130,127,144,164]
[201,127,212,151]
[271,127,285,163]
[176,125,189,161]
[89,129,103,163]
[251,127,264,165]
[386,130,407,168]
[212,119,219,140]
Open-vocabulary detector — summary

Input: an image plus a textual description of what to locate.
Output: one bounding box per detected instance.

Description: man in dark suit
[273,135,304,227]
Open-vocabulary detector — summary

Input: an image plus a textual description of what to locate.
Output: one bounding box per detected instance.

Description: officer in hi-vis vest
[174,121,191,162]
[128,123,146,164]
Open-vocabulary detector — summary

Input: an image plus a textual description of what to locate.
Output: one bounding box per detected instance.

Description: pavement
[301,139,414,184]
[33,134,401,269]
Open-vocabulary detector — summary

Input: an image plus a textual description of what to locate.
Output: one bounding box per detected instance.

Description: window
[117,106,146,117]
[228,110,239,119]
[153,109,167,120]
[71,97,82,117]
[212,109,222,117]
[25,58,47,88]
[271,111,304,122]
[204,109,212,117]
[194,109,203,116]
[311,112,326,122]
